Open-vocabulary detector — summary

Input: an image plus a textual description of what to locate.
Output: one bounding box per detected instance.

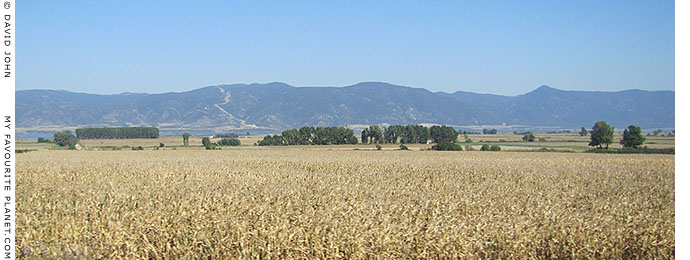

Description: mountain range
[16,82,675,132]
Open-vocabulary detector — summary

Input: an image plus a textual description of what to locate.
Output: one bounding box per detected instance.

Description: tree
[620,125,646,148]
[361,128,369,144]
[384,125,403,143]
[589,121,615,149]
[258,135,285,146]
[522,132,535,142]
[53,131,78,149]
[361,126,383,144]
[345,129,359,145]
[431,126,459,143]
[579,127,588,136]
[182,133,190,146]
[299,126,315,145]
[367,125,383,144]
[415,125,430,144]
[282,129,302,145]
[202,137,211,147]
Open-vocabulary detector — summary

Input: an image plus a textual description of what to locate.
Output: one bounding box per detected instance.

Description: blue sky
[18,1,674,95]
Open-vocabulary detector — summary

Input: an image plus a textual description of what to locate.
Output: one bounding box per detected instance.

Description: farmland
[17,132,676,152]
[15,142,674,258]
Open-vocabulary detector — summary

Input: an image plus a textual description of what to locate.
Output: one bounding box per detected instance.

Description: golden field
[16,147,674,259]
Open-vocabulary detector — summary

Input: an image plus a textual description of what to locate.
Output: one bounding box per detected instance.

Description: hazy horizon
[14,81,676,96]
[19,1,674,95]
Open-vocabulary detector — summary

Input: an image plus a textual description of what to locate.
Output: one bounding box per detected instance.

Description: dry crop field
[16,148,674,258]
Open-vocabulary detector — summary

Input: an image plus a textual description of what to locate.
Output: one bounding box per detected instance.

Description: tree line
[75,127,159,139]
[258,125,460,146]
[258,126,359,146]
[48,121,656,151]
[364,125,459,144]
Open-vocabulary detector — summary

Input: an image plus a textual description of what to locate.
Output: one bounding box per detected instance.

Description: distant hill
[16,82,674,131]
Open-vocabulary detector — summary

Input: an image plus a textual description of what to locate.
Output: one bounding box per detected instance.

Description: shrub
[480,144,490,151]
[37,137,51,143]
[399,144,408,150]
[159,143,165,147]
[217,138,241,146]
[431,142,463,151]
[522,133,535,142]
[131,146,144,150]
[527,147,576,153]
[258,135,285,146]
[490,145,501,151]
[376,144,382,150]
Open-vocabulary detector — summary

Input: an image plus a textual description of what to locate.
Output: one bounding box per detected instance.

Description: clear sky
[18,1,674,95]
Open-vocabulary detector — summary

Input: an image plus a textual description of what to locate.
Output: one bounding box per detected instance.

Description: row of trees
[363,125,434,144]
[482,128,498,134]
[259,125,461,146]
[259,126,359,146]
[75,127,159,139]
[217,138,241,146]
[214,133,239,138]
[384,125,430,144]
[364,125,458,144]
[201,137,241,149]
[48,122,653,150]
